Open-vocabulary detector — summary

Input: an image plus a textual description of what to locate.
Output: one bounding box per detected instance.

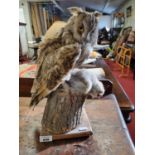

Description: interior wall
[19,0,33,41]
[116,0,135,29]
[19,25,29,56]
[98,15,112,30]
[19,0,34,58]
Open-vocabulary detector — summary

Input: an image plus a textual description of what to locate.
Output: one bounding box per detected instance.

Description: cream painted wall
[98,15,112,30]
[19,0,33,41]
[118,0,135,29]
[19,0,34,58]
[19,8,29,55]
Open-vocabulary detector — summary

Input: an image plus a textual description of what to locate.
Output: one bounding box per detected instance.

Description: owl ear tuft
[68,7,83,16]
[94,11,102,20]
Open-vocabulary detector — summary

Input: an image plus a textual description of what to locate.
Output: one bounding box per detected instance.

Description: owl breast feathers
[30,7,102,107]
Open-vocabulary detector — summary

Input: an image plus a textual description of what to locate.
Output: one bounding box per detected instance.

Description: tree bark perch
[41,84,86,134]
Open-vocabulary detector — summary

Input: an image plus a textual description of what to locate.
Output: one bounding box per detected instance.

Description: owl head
[67,7,102,46]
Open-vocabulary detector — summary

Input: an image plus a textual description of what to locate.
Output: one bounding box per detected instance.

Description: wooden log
[41,84,87,135]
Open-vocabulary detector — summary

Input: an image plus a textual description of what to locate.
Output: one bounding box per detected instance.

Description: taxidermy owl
[30,7,102,108]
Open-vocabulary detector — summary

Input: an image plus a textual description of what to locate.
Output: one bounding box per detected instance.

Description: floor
[105,59,135,144]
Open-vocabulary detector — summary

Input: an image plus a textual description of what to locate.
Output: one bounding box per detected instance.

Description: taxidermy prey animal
[65,68,105,97]
[30,7,102,108]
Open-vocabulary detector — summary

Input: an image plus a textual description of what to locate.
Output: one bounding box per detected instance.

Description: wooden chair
[115,46,132,77]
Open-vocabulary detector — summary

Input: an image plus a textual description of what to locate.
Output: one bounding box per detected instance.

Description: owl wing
[30,43,81,107]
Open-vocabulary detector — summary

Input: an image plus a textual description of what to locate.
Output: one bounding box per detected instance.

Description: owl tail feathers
[29,94,42,110]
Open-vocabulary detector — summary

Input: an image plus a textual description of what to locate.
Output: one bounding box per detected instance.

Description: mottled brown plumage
[30,7,102,107]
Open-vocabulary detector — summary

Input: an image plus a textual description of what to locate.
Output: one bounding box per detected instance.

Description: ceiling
[25,0,127,14]
[57,0,127,14]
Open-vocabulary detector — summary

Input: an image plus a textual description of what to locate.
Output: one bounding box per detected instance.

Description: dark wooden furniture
[19,77,112,97]
[96,58,135,123]
[19,77,33,97]
[19,94,134,155]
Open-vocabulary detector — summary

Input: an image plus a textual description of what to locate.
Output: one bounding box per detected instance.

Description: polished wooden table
[19,94,134,155]
[95,58,135,123]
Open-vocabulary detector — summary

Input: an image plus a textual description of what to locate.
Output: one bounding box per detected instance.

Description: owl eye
[78,25,84,33]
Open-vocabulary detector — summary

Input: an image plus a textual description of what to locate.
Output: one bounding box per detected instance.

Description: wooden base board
[40,108,93,142]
